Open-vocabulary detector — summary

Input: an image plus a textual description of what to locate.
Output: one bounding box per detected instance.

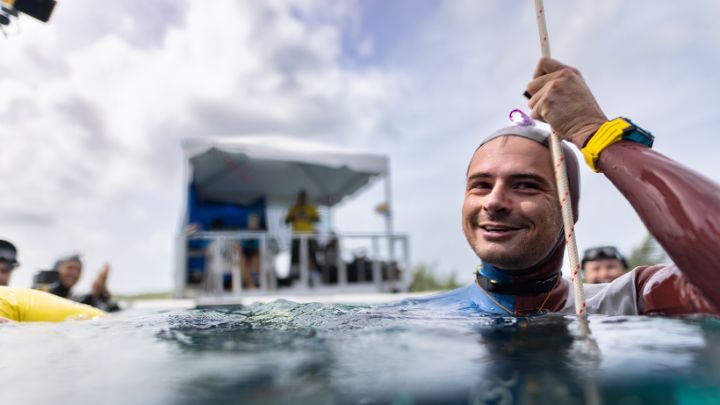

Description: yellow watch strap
[581,118,631,172]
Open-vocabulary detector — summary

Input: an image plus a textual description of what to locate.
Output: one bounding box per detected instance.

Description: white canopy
[182,135,389,207]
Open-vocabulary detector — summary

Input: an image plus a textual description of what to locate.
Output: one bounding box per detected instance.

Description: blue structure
[185,184,266,285]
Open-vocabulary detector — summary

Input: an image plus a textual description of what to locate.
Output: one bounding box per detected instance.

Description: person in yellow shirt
[285,190,320,283]
[285,190,319,233]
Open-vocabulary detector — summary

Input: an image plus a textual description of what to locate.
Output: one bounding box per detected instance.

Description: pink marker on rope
[533,0,588,317]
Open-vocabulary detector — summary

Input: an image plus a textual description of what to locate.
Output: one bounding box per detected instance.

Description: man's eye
[516,182,540,190]
[471,182,491,190]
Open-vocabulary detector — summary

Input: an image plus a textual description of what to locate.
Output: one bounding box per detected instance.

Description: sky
[1,0,719,294]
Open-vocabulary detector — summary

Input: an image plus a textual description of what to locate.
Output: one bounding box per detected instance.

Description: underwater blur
[1,300,719,405]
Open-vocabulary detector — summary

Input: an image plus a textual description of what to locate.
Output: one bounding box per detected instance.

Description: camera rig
[1,0,56,35]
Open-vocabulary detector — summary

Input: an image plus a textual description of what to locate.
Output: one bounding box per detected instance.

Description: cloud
[0,211,55,226]
[1,0,719,293]
[0,0,398,292]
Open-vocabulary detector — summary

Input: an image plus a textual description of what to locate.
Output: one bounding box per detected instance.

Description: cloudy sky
[1,1,719,293]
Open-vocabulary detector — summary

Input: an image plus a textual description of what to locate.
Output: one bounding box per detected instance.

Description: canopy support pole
[384,170,397,290]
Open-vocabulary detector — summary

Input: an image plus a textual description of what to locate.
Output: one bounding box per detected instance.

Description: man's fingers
[527,82,549,111]
[95,270,108,286]
[527,68,567,96]
[528,86,550,123]
[529,57,581,95]
[532,57,570,78]
[529,103,546,124]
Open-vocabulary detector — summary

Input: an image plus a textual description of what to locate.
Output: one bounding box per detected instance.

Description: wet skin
[584,258,626,284]
[463,136,563,270]
[58,260,82,289]
[0,263,13,286]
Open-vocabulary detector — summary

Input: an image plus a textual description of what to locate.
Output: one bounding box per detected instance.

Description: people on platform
[237,213,263,289]
[285,190,320,283]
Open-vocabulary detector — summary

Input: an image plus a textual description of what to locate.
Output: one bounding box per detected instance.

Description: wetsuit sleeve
[599,141,720,314]
[78,292,121,312]
[634,264,719,315]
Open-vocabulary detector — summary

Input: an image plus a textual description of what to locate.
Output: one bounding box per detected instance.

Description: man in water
[38,254,120,312]
[0,240,19,286]
[581,246,628,284]
[423,57,720,316]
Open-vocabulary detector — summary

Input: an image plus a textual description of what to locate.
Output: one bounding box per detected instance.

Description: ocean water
[1,299,719,405]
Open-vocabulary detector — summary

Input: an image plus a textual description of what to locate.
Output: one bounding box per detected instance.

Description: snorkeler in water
[420,57,720,316]
[581,246,628,284]
[34,254,120,312]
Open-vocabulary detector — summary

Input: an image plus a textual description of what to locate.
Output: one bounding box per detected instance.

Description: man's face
[0,262,14,286]
[583,258,626,283]
[462,136,562,270]
[58,260,82,288]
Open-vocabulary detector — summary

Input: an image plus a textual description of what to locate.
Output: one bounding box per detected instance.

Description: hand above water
[526,57,608,149]
[91,263,111,298]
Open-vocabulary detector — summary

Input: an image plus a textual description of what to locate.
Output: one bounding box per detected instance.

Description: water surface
[1,299,719,404]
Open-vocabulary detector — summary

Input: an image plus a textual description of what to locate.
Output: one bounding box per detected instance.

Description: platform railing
[183,231,410,297]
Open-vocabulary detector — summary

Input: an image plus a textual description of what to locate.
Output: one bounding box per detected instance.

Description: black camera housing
[14,0,56,23]
[32,269,59,289]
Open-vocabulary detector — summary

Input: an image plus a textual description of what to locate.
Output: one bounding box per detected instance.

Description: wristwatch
[582,117,654,172]
[619,117,654,147]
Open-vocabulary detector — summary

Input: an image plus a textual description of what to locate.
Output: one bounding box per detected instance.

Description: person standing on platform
[285,190,320,283]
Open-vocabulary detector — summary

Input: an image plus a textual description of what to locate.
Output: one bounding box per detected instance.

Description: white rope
[533,0,587,316]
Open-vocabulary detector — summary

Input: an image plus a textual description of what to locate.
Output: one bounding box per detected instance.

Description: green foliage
[409,264,462,292]
[115,291,173,301]
[627,233,668,269]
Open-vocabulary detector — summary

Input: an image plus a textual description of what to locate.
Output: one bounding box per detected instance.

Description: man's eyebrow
[510,173,551,185]
[466,172,492,182]
[466,172,551,186]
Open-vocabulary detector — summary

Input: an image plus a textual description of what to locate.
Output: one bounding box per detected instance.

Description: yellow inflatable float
[0,287,107,322]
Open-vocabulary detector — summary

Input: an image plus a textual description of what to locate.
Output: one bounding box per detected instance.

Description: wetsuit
[594,141,720,315]
[45,282,121,312]
[416,137,720,316]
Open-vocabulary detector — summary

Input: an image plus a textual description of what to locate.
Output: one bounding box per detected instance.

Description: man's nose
[483,184,512,213]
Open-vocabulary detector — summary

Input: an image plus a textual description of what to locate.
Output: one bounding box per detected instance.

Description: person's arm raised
[526,57,607,147]
[528,57,720,308]
[598,141,720,307]
[91,263,111,299]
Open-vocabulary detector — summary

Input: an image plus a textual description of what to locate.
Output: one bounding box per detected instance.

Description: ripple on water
[1,301,720,404]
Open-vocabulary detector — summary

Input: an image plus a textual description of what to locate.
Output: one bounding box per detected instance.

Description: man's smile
[477,222,526,241]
